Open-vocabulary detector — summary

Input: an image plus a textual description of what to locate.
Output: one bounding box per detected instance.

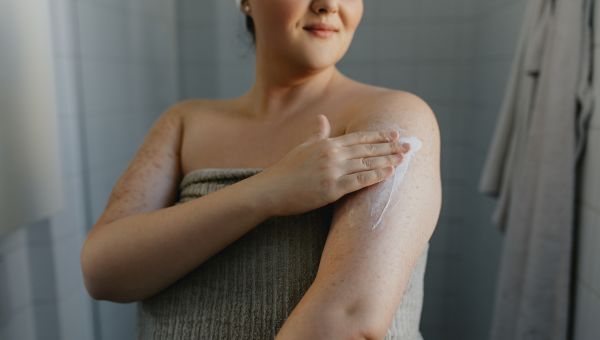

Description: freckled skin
[307,105,441,338]
[96,108,183,226]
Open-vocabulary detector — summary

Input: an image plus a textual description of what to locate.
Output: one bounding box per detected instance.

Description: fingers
[344,153,404,174]
[337,166,394,193]
[343,140,411,160]
[332,130,398,147]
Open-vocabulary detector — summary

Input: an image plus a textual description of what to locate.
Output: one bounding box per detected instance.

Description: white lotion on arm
[371,134,422,230]
[360,123,423,231]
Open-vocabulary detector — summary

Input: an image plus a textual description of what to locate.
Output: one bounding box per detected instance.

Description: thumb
[304,114,331,144]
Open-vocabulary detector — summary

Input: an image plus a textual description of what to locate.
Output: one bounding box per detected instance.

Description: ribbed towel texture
[137,168,428,339]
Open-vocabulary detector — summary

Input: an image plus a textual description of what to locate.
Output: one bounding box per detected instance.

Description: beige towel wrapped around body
[137,167,429,340]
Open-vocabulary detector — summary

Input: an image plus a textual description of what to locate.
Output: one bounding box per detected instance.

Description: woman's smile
[303,22,339,39]
[303,28,337,38]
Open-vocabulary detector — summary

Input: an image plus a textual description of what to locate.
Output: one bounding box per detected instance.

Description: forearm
[81,174,273,302]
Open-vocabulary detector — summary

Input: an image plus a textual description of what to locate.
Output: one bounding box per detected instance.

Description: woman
[81,0,442,339]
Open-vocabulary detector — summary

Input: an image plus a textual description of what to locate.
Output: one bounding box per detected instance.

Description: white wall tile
[32,302,60,340]
[375,0,421,22]
[0,305,36,340]
[56,292,95,340]
[373,23,418,62]
[0,247,33,319]
[81,60,133,113]
[76,1,130,62]
[50,176,87,241]
[27,243,57,303]
[415,21,459,61]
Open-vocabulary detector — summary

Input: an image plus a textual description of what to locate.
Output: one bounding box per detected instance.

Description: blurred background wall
[1,0,599,339]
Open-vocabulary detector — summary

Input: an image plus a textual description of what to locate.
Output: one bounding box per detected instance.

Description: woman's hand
[257,114,411,217]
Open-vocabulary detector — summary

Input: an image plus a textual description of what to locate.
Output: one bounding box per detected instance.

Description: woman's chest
[180,110,351,176]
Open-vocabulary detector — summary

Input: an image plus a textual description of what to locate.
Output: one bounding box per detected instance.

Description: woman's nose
[311,0,339,15]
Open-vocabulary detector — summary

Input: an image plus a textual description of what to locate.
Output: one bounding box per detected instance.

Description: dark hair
[244,15,256,46]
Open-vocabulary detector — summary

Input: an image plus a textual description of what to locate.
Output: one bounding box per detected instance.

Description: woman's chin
[294,53,340,70]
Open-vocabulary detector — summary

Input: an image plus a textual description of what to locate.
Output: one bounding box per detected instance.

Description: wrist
[242,171,280,219]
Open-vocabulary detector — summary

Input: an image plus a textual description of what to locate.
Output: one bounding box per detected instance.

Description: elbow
[277,302,386,340]
[80,238,110,301]
[344,302,391,340]
[330,319,385,340]
[351,314,389,340]
[80,237,137,303]
[358,327,387,340]
[329,304,390,340]
[358,328,387,340]
[81,269,137,303]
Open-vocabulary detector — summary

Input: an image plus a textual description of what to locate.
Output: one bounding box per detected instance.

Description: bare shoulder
[345,87,439,134]
[341,86,442,173]
[174,98,226,122]
[344,86,441,167]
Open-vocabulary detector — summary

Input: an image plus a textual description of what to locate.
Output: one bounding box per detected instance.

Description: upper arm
[310,91,442,336]
[90,102,186,232]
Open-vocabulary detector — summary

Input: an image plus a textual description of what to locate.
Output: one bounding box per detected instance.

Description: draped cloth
[0,0,64,239]
[478,0,595,339]
[137,168,429,339]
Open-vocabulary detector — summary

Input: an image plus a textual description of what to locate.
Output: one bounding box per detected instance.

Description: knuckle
[361,157,372,168]
[356,172,369,185]
[365,144,376,155]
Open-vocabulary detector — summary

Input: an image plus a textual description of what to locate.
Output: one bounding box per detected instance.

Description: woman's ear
[240,0,251,14]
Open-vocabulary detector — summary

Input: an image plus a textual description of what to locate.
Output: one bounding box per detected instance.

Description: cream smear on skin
[371,133,422,230]
[358,123,423,231]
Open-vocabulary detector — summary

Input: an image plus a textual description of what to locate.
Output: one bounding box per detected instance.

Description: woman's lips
[303,28,336,38]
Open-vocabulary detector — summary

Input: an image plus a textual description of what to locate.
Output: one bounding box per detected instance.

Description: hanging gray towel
[478,0,595,339]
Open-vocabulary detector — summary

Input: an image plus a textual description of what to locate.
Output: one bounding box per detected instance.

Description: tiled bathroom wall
[74,0,180,338]
[178,0,218,99]
[0,0,179,339]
